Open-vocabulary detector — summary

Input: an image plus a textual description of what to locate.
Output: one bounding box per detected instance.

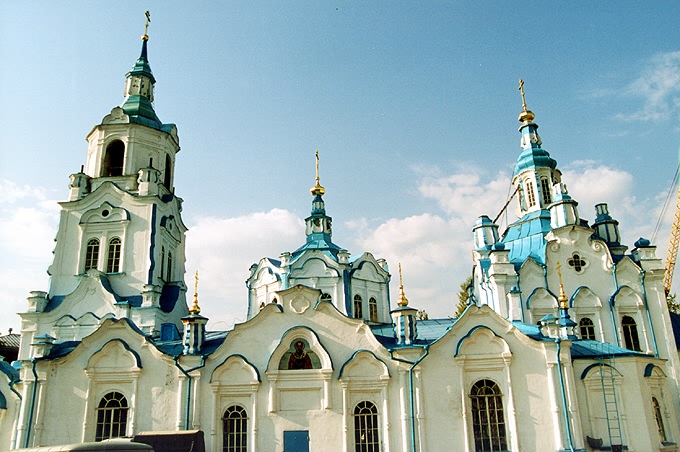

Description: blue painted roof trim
[569,286,592,308]
[0,360,19,383]
[338,349,390,379]
[580,362,617,380]
[644,363,658,377]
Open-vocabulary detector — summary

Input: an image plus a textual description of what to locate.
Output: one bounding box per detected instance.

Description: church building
[1,22,679,452]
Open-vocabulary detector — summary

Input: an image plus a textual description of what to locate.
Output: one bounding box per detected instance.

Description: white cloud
[184,209,303,329]
[613,51,680,122]
[0,182,59,334]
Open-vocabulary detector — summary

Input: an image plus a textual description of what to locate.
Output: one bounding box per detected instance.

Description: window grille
[579,317,596,340]
[354,401,380,452]
[621,315,641,351]
[353,295,363,319]
[223,405,247,452]
[471,379,507,452]
[369,297,378,322]
[85,238,100,270]
[95,391,128,441]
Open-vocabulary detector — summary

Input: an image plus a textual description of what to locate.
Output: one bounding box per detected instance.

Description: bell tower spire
[122,11,160,125]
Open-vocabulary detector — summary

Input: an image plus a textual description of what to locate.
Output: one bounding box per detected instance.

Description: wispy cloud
[613,51,680,122]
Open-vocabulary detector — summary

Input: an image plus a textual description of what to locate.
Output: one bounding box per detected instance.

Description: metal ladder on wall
[599,359,623,452]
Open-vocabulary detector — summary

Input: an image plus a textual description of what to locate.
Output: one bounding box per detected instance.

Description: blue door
[283,430,309,452]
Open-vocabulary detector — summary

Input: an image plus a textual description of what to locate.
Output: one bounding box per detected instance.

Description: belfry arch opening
[102,140,125,177]
[164,153,172,189]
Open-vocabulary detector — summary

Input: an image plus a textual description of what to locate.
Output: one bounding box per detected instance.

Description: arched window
[652,397,667,442]
[525,180,536,207]
[106,237,122,273]
[369,297,378,322]
[166,251,173,281]
[470,379,507,452]
[353,295,363,319]
[164,154,172,189]
[95,391,128,441]
[622,315,641,351]
[223,405,247,452]
[354,401,379,452]
[102,140,125,177]
[85,238,100,270]
[540,177,552,205]
[579,317,596,340]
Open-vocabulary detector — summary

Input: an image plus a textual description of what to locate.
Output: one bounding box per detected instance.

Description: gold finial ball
[310,185,325,196]
[518,109,535,124]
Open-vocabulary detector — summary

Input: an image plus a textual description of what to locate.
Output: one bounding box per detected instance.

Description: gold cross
[143,11,151,39]
[315,148,321,186]
[518,79,527,111]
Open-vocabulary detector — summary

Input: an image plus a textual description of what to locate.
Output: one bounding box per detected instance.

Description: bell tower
[19,13,189,353]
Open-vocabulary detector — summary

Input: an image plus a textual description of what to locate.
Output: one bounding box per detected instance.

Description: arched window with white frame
[470,379,507,452]
[106,237,122,273]
[223,405,247,452]
[652,397,667,443]
[95,391,128,441]
[540,177,552,205]
[525,180,536,207]
[85,238,100,271]
[354,400,380,452]
[579,317,596,340]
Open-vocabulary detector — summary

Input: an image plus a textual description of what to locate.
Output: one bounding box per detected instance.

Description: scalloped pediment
[101,107,131,125]
[614,256,641,288]
[87,339,140,372]
[211,355,260,385]
[612,285,643,308]
[571,286,602,308]
[457,327,511,357]
[340,350,389,380]
[526,287,557,309]
[292,256,339,278]
[254,265,280,286]
[80,202,130,225]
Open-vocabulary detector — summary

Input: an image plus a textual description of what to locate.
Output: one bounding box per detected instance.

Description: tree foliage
[668,293,680,314]
[456,275,473,318]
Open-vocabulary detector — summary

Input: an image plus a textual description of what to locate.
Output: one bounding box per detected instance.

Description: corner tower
[19,15,189,354]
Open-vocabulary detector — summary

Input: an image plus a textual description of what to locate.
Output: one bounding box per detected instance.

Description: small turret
[182,272,207,355]
[592,203,627,256]
[473,215,499,250]
[391,264,418,345]
[549,182,579,228]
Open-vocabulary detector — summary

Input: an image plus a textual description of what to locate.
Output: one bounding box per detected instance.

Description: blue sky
[1,2,679,333]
